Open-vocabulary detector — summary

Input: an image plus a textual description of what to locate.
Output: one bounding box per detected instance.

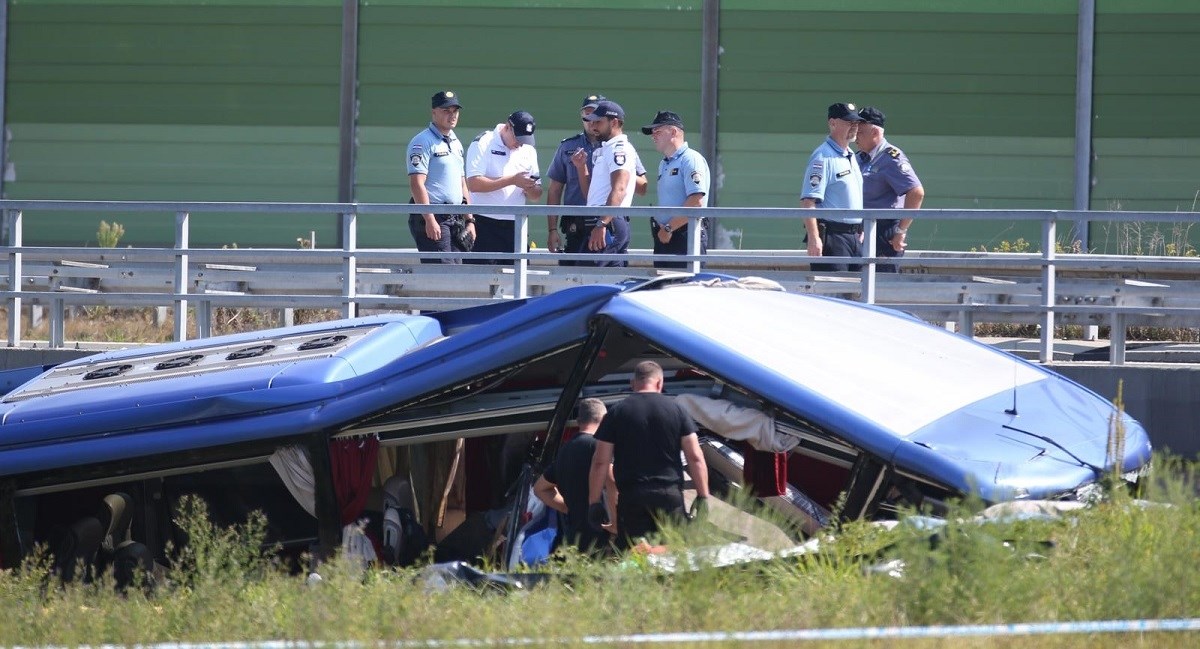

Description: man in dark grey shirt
[533,398,612,553]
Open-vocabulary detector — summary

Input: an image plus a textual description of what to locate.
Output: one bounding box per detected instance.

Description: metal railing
[3,200,1199,365]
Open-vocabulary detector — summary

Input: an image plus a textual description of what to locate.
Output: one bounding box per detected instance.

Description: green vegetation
[96,221,125,248]
[2,457,1197,647]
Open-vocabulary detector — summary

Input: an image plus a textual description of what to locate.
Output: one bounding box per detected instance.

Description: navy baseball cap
[858,106,886,127]
[583,100,625,122]
[827,102,864,121]
[432,90,462,109]
[581,94,606,109]
[507,110,537,146]
[641,110,685,135]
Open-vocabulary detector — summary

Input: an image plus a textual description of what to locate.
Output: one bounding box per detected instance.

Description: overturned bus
[0,275,1152,573]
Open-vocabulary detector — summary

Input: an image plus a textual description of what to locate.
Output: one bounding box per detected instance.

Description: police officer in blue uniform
[407,90,472,263]
[641,110,711,269]
[545,95,648,266]
[855,106,925,273]
[801,102,865,272]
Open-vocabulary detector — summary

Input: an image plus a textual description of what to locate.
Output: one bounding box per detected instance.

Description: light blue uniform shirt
[654,143,710,226]
[801,136,863,222]
[406,123,465,205]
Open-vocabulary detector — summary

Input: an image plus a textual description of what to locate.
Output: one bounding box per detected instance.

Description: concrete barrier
[1049,363,1200,459]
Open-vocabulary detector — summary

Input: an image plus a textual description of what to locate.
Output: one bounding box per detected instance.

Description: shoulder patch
[691,170,702,184]
[887,147,900,158]
[411,144,423,152]
[410,153,423,167]
[809,173,822,188]
[614,153,626,166]
[899,162,912,173]
[472,132,487,143]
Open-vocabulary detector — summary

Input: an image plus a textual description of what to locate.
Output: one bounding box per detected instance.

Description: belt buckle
[566,223,577,234]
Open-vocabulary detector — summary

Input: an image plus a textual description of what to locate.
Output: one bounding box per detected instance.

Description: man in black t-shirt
[588,361,710,549]
[533,398,613,553]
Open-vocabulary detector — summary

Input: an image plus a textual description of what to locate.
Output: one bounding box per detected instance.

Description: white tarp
[674,393,796,453]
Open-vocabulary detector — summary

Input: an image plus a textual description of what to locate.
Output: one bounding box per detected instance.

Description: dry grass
[1,306,345,345]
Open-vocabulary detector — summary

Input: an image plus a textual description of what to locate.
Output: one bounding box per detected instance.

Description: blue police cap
[582,94,606,109]
[858,106,886,127]
[432,90,462,109]
[583,100,625,122]
[827,102,863,121]
[641,110,685,135]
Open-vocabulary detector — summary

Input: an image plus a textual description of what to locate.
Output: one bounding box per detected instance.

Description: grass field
[2,456,1197,648]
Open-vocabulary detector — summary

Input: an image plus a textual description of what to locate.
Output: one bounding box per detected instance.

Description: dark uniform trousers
[566,216,630,267]
[468,215,514,265]
[811,219,863,273]
[650,219,709,270]
[615,483,686,549]
[408,199,461,265]
[875,218,903,274]
[557,216,588,267]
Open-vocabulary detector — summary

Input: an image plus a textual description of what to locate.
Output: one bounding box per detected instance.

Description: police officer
[545,95,649,266]
[855,106,925,273]
[582,100,641,267]
[801,102,865,272]
[641,110,710,269]
[407,90,472,264]
[464,110,542,264]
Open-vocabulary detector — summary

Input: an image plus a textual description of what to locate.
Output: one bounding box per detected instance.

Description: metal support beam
[336,0,360,246]
[1070,0,1096,250]
[341,210,357,318]
[1039,218,1057,363]
[700,0,720,207]
[307,434,342,561]
[0,0,9,200]
[173,211,189,342]
[6,209,19,347]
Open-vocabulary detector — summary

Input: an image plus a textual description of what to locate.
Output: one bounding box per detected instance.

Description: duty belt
[819,220,863,234]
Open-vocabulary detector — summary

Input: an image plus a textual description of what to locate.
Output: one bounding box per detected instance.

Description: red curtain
[739,441,787,498]
[329,436,380,526]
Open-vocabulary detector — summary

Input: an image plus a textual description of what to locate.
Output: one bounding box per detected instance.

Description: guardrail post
[342,210,357,317]
[6,209,21,347]
[513,213,528,299]
[174,211,189,342]
[686,214,702,274]
[860,216,877,304]
[1039,217,1057,363]
[197,300,212,338]
[50,298,64,348]
[1109,312,1126,366]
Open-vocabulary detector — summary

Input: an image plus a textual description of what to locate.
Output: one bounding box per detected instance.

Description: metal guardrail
[3,200,1199,365]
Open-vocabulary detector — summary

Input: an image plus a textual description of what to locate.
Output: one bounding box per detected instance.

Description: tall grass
[2,459,1197,646]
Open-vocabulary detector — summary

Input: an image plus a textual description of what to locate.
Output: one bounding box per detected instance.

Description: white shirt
[586,133,640,207]
[465,124,540,221]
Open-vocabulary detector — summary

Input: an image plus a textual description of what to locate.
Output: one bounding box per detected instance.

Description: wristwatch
[464,216,476,224]
[663,223,673,233]
[894,227,907,235]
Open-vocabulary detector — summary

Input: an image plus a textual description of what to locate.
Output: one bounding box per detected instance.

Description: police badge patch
[809,174,821,188]
[410,153,423,168]
[899,162,912,173]
[614,153,626,166]
[691,171,702,184]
